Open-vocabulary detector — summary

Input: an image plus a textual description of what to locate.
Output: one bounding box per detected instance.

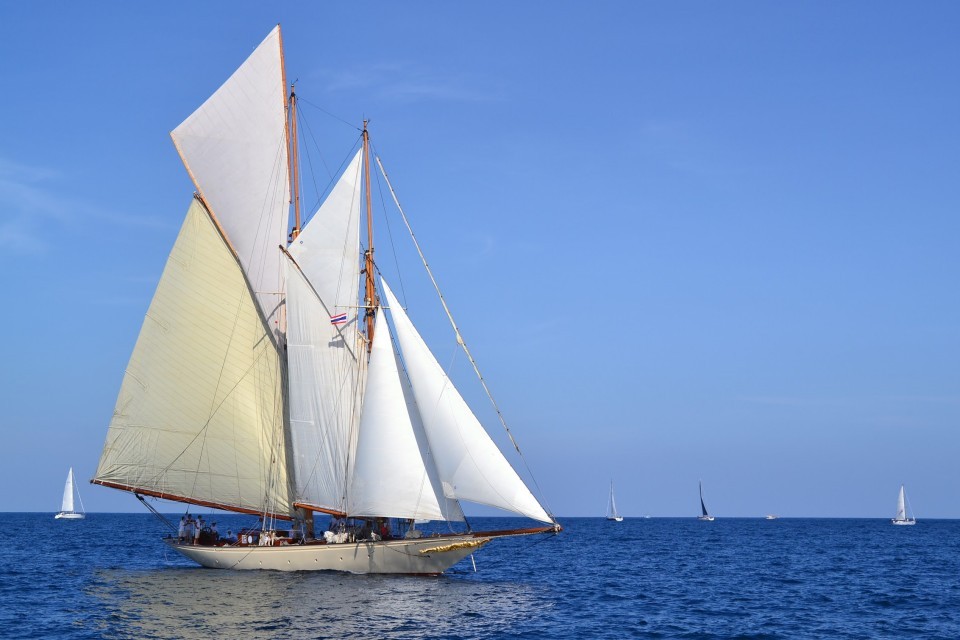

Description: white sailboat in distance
[697,480,714,521]
[55,467,85,520]
[92,25,559,574]
[891,485,916,525]
[606,481,623,522]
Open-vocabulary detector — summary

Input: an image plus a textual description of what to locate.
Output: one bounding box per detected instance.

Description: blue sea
[1,514,958,639]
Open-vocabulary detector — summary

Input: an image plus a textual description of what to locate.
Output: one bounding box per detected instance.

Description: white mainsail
[284,257,362,513]
[283,153,365,513]
[896,486,907,521]
[607,481,620,519]
[347,308,461,521]
[171,25,290,330]
[94,199,290,516]
[381,280,552,524]
[62,467,75,513]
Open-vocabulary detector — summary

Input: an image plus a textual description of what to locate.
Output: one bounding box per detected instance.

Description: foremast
[362,121,378,351]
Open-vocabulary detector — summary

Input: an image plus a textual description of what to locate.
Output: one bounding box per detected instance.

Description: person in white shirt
[178,516,187,543]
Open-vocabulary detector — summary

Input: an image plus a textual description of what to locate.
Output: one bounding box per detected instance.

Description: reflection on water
[89,566,547,639]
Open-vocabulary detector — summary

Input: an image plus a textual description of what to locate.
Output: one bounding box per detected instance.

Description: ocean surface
[1,514,958,639]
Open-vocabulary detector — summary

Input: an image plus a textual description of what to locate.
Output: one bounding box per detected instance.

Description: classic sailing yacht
[56,468,85,520]
[891,485,916,526]
[697,480,714,521]
[605,481,623,522]
[92,26,559,574]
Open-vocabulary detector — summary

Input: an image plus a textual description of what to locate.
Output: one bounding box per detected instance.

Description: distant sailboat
[697,480,714,521]
[606,481,623,522]
[55,468,85,520]
[891,484,916,525]
[764,514,779,520]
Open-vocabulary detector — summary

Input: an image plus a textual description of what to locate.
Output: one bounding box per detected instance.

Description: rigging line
[295,105,333,206]
[369,141,408,306]
[374,154,558,523]
[300,134,364,228]
[136,493,177,533]
[296,96,363,131]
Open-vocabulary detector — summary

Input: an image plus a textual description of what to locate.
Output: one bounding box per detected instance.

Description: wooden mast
[362,120,377,350]
[287,85,302,240]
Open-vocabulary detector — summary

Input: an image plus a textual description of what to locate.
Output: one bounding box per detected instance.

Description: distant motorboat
[891,485,916,526]
[606,481,624,522]
[697,481,714,521]
[55,467,85,520]
[765,515,779,520]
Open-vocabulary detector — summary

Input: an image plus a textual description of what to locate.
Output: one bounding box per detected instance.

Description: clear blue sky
[1,2,957,518]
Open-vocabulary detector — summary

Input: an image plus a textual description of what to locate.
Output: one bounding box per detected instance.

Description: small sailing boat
[697,480,714,521]
[606,481,623,522]
[55,467,85,520]
[92,25,559,574]
[891,484,916,525]
[764,514,779,520]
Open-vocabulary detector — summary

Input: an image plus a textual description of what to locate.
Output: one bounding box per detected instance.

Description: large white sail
[94,199,290,516]
[284,150,364,513]
[347,309,461,521]
[284,256,362,513]
[896,486,907,521]
[171,25,289,329]
[381,281,552,524]
[62,468,75,513]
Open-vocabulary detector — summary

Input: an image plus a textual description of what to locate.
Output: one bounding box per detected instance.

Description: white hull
[166,535,490,574]
[891,519,916,526]
[697,515,715,521]
[606,516,624,522]
[55,512,85,520]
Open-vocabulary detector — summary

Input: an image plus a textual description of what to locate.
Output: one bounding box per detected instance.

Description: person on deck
[178,516,187,543]
[210,522,218,541]
[194,517,203,545]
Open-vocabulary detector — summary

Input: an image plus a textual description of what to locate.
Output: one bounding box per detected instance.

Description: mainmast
[287,84,302,241]
[363,120,377,351]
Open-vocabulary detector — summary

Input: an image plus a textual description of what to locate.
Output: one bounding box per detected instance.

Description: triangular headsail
[283,151,365,514]
[171,25,290,331]
[699,481,709,517]
[347,308,462,521]
[381,280,552,524]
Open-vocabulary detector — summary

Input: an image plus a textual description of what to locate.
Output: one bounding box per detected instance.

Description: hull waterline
[166,535,490,574]
[55,512,85,520]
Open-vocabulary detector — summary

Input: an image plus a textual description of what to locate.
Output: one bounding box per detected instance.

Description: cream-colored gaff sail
[284,152,364,511]
[284,257,362,513]
[171,26,289,330]
[95,200,290,515]
[381,281,552,524]
[347,309,463,521]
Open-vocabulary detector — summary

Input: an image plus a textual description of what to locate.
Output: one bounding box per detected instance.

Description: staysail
[93,199,290,517]
[381,280,552,524]
[347,308,461,521]
[284,150,364,514]
[170,25,290,331]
